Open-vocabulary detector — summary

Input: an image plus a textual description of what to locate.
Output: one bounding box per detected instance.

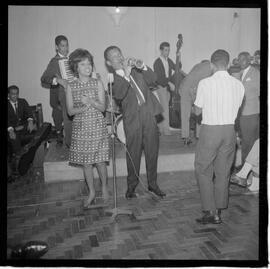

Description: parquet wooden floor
[7,168,260,260]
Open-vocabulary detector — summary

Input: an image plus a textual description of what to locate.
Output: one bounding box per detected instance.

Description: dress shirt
[116,68,146,105]
[160,56,169,78]
[195,71,244,125]
[10,101,18,114]
[8,100,33,132]
[241,65,251,81]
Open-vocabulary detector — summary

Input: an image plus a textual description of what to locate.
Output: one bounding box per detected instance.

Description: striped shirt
[194,70,244,125]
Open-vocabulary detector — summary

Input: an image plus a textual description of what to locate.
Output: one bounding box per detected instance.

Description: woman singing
[65,48,110,208]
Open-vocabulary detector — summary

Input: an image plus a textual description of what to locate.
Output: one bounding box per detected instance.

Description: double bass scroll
[169,34,185,129]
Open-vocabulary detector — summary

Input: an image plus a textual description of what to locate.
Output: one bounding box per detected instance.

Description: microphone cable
[115,136,161,201]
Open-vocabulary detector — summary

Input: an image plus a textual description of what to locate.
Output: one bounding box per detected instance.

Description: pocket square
[246,77,251,81]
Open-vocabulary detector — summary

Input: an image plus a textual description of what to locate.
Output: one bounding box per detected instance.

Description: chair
[8,103,51,178]
[29,103,44,131]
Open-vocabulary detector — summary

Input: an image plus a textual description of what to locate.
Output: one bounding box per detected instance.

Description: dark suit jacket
[40,54,66,106]
[112,67,163,132]
[241,65,260,115]
[153,57,177,87]
[8,98,32,129]
[179,61,212,99]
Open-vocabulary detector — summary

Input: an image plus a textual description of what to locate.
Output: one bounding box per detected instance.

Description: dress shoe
[11,241,49,259]
[230,174,248,188]
[125,191,137,200]
[183,138,192,145]
[196,211,222,224]
[148,186,166,198]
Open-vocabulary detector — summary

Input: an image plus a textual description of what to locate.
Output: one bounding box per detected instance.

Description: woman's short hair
[69,49,94,77]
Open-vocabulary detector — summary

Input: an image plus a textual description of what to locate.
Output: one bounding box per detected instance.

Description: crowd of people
[8,34,260,223]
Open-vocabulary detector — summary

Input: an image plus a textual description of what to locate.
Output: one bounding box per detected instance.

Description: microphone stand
[105,74,134,222]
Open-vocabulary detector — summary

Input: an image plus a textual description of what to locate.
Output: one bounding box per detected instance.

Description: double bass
[169,34,185,129]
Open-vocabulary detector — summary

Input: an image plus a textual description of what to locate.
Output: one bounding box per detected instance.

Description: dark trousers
[59,89,73,147]
[239,114,259,163]
[194,124,236,211]
[50,88,63,132]
[8,129,35,155]
[125,108,159,192]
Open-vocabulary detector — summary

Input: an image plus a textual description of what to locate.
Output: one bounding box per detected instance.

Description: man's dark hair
[55,35,68,46]
[238,51,250,58]
[69,49,94,78]
[160,42,170,50]
[254,50,260,56]
[211,49,230,68]
[8,85,19,94]
[104,46,121,61]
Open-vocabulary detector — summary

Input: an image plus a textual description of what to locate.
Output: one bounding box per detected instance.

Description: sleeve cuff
[8,127,14,132]
[52,77,58,85]
[194,101,201,108]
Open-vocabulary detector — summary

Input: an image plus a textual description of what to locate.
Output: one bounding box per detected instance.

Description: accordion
[58,58,76,82]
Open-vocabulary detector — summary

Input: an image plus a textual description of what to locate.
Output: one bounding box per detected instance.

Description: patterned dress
[68,78,110,166]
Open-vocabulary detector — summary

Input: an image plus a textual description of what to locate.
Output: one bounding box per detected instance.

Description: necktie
[14,102,18,116]
[241,71,245,81]
[129,75,145,105]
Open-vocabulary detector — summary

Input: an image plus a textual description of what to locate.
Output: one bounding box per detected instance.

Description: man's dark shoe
[230,174,247,188]
[183,138,192,146]
[125,191,137,200]
[196,211,222,224]
[148,186,166,198]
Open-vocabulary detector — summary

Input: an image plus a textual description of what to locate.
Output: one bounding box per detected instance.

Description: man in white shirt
[153,42,179,135]
[194,49,245,224]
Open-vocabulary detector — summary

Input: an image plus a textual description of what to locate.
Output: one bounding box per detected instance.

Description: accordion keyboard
[58,59,75,82]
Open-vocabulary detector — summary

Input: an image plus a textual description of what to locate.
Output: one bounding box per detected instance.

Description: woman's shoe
[83,196,96,209]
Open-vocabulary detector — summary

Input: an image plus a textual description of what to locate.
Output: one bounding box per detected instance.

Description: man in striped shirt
[194,49,245,224]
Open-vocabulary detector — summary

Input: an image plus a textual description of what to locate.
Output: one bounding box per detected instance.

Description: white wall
[8,6,260,123]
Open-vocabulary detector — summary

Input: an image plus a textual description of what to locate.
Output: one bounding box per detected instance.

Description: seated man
[230,139,259,193]
[8,85,36,169]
